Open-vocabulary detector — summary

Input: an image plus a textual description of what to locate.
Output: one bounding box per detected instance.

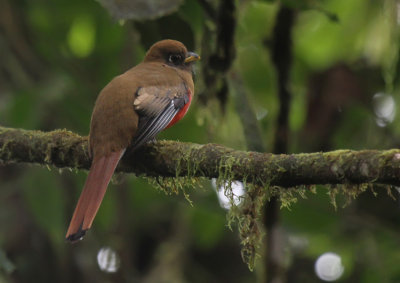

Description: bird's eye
[168,54,182,65]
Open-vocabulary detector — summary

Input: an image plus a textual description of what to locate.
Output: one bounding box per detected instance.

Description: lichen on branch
[1,125,400,187]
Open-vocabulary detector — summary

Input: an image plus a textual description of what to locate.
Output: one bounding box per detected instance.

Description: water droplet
[97,247,120,273]
[315,252,344,281]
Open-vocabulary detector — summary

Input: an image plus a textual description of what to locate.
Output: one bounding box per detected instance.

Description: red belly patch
[165,92,192,129]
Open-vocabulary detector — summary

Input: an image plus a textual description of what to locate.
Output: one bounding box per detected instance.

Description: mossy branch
[1,125,400,187]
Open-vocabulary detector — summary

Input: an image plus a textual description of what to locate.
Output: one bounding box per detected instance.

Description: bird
[65,40,200,242]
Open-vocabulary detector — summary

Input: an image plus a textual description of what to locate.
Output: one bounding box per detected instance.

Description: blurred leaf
[178,0,204,35]
[67,15,96,58]
[96,0,183,20]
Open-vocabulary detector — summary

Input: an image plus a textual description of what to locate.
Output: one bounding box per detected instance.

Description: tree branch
[1,125,400,187]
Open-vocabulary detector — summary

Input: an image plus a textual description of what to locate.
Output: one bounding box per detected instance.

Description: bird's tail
[65,149,125,242]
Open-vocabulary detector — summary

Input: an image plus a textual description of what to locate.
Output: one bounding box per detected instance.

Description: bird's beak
[185,52,201,63]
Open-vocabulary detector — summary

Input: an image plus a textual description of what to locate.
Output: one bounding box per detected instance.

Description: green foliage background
[0,0,399,282]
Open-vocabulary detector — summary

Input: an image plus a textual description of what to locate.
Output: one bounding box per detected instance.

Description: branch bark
[1,125,400,187]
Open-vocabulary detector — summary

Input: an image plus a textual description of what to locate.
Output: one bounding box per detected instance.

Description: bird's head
[144,39,200,71]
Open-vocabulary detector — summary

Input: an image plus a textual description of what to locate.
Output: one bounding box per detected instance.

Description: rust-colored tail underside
[65,149,125,242]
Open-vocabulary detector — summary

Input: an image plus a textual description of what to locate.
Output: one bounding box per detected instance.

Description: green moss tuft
[327,183,371,209]
[144,176,202,206]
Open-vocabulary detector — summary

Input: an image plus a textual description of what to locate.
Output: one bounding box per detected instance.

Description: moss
[174,142,204,179]
[276,186,308,210]
[228,181,333,270]
[209,152,317,270]
[144,175,202,206]
[144,143,207,204]
[237,183,265,270]
[0,140,11,162]
[386,185,396,200]
[327,183,371,210]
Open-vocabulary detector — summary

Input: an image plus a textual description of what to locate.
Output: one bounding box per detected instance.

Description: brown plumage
[66,40,200,242]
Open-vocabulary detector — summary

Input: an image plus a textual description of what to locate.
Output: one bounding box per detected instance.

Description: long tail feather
[65,149,125,242]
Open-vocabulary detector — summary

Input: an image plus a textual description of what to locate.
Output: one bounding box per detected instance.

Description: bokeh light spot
[373,92,396,127]
[212,179,245,210]
[97,247,120,273]
[315,252,344,281]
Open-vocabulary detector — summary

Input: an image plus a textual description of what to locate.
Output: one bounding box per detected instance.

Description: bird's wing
[131,83,191,150]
